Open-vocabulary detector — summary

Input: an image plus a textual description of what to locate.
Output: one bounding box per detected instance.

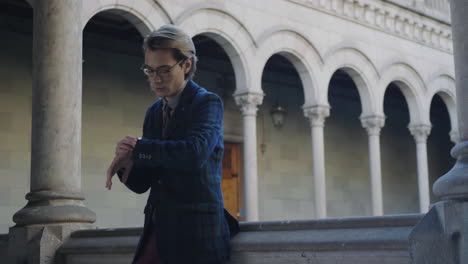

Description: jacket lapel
[162,81,199,139]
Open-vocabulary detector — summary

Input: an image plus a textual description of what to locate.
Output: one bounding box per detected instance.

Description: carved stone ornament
[409,124,432,143]
[303,105,331,127]
[361,115,386,136]
[234,93,265,116]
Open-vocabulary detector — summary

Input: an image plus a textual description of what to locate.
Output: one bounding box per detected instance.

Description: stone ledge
[288,0,452,53]
[239,214,422,231]
[234,226,414,251]
[234,214,422,252]
[53,214,421,263]
[383,0,450,24]
[69,214,423,238]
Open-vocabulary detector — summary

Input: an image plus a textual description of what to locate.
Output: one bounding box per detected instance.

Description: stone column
[303,105,330,219]
[361,115,385,216]
[8,1,95,263]
[235,92,264,221]
[410,2,468,262]
[409,124,431,213]
[434,0,468,199]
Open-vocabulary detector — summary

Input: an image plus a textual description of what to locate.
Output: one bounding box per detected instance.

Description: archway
[381,83,419,214]
[428,94,454,203]
[192,34,242,219]
[82,10,153,229]
[325,69,370,217]
[0,0,33,234]
[259,54,312,220]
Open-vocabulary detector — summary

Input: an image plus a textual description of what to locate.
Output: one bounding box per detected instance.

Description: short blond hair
[143,25,198,80]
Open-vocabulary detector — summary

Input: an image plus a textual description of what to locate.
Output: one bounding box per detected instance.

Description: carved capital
[303,105,330,127]
[450,130,460,144]
[234,92,264,116]
[409,124,432,144]
[360,115,386,136]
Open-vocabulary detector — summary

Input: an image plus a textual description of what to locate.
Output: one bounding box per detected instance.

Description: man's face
[143,49,191,100]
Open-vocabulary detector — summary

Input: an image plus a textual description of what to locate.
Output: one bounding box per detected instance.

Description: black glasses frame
[140,58,186,78]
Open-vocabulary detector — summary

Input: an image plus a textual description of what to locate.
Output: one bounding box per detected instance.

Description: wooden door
[221,143,241,220]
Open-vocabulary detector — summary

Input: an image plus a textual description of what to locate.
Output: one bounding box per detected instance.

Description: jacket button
[158,180,162,185]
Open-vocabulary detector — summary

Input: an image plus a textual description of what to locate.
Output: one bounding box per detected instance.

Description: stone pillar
[361,115,385,216]
[303,105,330,219]
[8,1,95,263]
[409,124,431,213]
[235,92,264,221]
[410,2,468,262]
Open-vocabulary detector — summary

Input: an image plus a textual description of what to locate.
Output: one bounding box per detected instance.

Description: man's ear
[183,58,192,74]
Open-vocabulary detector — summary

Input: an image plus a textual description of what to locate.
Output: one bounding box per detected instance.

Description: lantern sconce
[270,100,287,129]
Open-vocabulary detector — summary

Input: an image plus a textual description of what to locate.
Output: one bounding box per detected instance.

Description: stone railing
[54,214,422,264]
[289,0,453,53]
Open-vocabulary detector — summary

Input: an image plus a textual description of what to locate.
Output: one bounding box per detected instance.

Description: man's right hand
[115,136,138,156]
[107,136,138,190]
[106,151,132,190]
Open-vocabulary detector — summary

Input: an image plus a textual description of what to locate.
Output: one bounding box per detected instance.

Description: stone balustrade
[54,214,422,264]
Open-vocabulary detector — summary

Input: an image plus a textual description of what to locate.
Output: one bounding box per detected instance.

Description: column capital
[303,105,330,127]
[450,130,460,144]
[360,115,386,136]
[409,124,432,144]
[234,92,264,116]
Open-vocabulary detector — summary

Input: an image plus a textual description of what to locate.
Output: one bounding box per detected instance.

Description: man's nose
[149,73,162,83]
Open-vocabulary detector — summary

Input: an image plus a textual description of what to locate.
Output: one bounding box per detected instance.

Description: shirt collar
[163,83,186,110]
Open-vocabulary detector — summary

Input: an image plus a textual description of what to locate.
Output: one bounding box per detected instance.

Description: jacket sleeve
[117,166,152,194]
[117,107,154,194]
[131,93,223,169]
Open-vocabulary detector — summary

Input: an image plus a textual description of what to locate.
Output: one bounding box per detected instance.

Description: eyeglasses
[140,58,186,78]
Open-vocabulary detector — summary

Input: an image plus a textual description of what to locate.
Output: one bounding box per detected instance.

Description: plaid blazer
[119,80,237,264]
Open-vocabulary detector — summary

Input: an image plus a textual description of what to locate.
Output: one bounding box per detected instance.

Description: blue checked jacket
[119,80,238,264]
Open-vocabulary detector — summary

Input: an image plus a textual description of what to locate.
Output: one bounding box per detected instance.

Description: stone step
[56,214,422,264]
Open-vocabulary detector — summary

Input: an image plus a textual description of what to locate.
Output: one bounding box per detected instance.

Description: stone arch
[323,47,379,117]
[426,74,458,138]
[175,7,255,96]
[81,0,172,34]
[256,29,323,106]
[379,62,426,125]
[257,26,323,64]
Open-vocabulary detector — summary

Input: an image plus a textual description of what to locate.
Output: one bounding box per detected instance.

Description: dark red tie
[162,103,172,136]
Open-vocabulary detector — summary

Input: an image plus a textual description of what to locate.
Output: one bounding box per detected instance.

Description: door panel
[221,143,240,220]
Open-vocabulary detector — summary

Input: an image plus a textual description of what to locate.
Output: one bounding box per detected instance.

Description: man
[105,25,239,264]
